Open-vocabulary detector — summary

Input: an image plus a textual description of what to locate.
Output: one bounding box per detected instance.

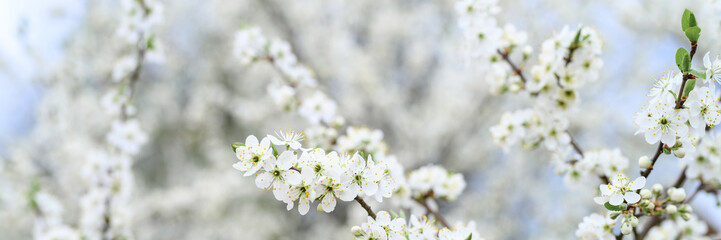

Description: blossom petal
[630,177,646,190]
[321,194,336,212]
[245,135,259,146]
[255,172,273,189]
[609,193,624,206]
[624,192,641,204]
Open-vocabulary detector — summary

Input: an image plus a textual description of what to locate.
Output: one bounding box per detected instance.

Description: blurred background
[2,0,721,239]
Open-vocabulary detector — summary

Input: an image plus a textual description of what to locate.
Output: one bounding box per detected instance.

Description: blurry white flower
[298,91,337,125]
[575,213,615,240]
[106,119,149,155]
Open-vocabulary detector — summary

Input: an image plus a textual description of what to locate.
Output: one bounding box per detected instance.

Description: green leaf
[465,233,473,240]
[684,26,701,43]
[690,69,707,80]
[683,78,697,97]
[604,202,627,211]
[682,9,698,31]
[231,142,244,152]
[676,48,691,73]
[572,26,583,45]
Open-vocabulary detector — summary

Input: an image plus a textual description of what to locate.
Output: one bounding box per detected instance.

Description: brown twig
[413,196,450,229]
[496,49,527,83]
[354,196,376,219]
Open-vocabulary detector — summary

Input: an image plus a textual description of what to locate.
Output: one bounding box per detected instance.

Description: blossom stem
[672,166,688,188]
[354,196,376,220]
[569,133,584,158]
[413,197,451,229]
[640,143,664,178]
[496,49,527,83]
[674,43,697,109]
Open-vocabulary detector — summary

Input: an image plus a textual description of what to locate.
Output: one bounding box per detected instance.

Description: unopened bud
[629,216,639,227]
[640,189,652,199]
[681,213,692,221]
[351,226,363,237]
[666,205,677,214]
[668,188,686,202]
[673,148,686,158]
[639,156,651,169]
[652,184,663,195]
[621,223,633,235]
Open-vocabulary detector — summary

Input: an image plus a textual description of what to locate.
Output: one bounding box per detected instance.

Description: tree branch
[413,197,450,229]
[354,196,376,219]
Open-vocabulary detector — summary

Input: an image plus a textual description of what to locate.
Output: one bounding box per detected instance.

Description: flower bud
[645,202,655,212]
[668,188,686,202]
[666,205,677,214]
[673,148,686,158]
[621,223,633,235]
[638,156,651,169]
[351,226,363,237]
[639,199,650,208]
[681,213,691,221]
[640,189,652,199]
[317,204,325,213]
[509,83,521,93]
[652,184,663,195]
[522,46,533,59]
[679,204,692,213]
[629,216,639,227]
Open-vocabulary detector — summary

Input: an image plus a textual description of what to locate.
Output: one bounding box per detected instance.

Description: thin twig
[413,197,450,229]
[354,196,376,219]
[496,49,527,83]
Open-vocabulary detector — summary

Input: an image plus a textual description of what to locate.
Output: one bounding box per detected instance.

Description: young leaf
[690,68,707,79]
[465,234,473,240]
[682,9,697,31]
[684,26,701,43]
[676,48,691,73]
[604,202,627,211]
[683,78,697,97]
[572,26,583,45]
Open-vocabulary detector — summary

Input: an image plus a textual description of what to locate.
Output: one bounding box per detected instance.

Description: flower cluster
[557,148,629,187]
[575,213,616,240]
[456,0,530,94]
[407,165,467,202]
[634,69,721,153]
[681,135,721,184]
[528,25,603,112]
[489,108,570,152]
[232,134,401,214]
[351,211,483,240]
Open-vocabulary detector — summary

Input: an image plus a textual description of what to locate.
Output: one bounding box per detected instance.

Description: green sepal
[683,78,697,97]
[682,9,698,31]
[271,144,279,157]
[604,202,627,211]
[231,142,245,152]
[664,147,672,155]
[465,234,473,240]
[676,47,691,73]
